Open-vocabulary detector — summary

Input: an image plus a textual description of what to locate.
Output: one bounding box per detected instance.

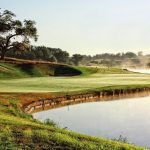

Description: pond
[33,96,150,147]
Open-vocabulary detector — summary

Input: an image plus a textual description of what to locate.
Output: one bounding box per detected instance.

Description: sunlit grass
[0,100,147,149]
[0,73,150,93]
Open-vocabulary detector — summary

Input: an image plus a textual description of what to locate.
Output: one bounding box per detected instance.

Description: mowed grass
[0,73,150,93]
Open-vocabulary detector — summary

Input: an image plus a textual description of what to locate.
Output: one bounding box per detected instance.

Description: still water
[127,68,150,74]
[33,96,150,147]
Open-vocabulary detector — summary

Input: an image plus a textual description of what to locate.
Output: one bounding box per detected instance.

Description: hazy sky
[1,0,150,55]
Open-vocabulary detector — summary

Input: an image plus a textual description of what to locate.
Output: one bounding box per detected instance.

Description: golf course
[1,4,150,149]
[0,61,150,149]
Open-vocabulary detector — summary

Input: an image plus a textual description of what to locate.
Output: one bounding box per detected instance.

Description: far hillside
[0,58,130,79]
[0,59,82,79]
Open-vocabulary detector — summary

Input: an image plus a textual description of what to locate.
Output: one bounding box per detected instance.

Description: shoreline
[24,87,150,114]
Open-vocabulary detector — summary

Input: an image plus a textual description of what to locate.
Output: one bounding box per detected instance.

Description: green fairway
[0,72,150,93]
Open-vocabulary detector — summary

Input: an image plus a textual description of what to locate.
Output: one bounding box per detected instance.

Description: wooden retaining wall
[23,87,150,114]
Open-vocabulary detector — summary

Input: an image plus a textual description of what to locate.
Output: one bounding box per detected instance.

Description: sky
[1,0,150,55]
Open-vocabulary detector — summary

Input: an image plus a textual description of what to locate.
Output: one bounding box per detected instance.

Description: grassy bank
[0,62,82,79]
[0,61,150,149]
[0,96,148,150]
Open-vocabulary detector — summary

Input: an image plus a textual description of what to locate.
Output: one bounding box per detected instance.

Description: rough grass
[0,97,148,150]
[0,62,82,79]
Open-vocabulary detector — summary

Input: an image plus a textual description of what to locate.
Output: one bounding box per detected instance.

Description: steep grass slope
[0,62,82,79]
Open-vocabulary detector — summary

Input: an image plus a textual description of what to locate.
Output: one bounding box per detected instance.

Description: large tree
[0,9,38,60]
[71,54,83,65]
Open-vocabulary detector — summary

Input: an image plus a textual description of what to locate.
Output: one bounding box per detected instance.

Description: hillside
[0,58,131,79]
[0,61,82,79]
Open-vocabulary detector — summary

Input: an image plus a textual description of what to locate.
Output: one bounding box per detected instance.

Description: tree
[124,52,137,58]
[53,49,69,63]
[71,54,83,66]
[0,9,38,60]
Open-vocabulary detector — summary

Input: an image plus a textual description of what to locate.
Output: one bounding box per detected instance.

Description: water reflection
[33,96,150,147]
[127,68,150,74]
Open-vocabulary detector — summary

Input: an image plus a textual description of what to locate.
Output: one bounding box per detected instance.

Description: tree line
[0,9,150,67]
[6,45,150,68]
[5,45,84,65]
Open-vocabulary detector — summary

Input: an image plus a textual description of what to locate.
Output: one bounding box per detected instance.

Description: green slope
[0,97,147,150]
[0,62,82,79]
